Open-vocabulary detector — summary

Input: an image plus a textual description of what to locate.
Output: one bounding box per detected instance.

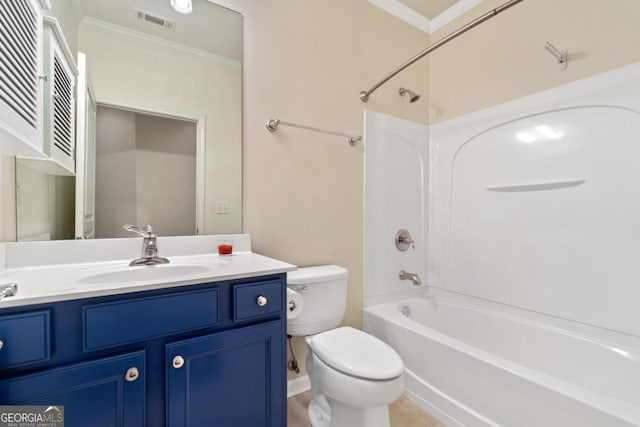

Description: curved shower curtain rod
[359,0,525,103]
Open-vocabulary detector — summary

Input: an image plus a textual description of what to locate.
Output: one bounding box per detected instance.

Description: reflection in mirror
[95,106,198,238]
[15,0,242,241]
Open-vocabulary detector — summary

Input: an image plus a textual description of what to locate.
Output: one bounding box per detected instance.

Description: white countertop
[0,235,296,308]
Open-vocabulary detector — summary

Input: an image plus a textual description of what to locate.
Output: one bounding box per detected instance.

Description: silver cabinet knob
[173,355,185,369]
[125,367,139,382]
[256,295,268,307]
[0,340,4,350]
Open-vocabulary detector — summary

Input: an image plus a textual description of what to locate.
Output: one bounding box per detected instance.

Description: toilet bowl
[287,266,405,427]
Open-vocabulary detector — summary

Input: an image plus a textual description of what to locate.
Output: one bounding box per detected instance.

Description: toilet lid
[308,327,404,380]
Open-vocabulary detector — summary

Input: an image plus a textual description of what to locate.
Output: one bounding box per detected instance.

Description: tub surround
[363,110,430,307]
[0,234,296,308]
[429,61,640,337]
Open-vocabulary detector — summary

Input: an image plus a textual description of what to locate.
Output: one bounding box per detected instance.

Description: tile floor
[288,391,444,427]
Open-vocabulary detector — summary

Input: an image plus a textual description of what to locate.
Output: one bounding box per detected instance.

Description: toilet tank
[287,265,348,336]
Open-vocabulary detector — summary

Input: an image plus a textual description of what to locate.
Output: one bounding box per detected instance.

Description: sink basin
[77,260,227,285]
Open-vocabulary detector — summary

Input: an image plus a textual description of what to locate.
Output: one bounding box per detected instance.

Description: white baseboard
[287,375,310,398]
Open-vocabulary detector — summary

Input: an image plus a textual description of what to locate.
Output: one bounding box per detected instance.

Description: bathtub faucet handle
[399,270,422,286]
[395,229,415,251]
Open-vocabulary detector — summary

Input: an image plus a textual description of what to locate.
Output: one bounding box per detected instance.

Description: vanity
[0,235,295,426]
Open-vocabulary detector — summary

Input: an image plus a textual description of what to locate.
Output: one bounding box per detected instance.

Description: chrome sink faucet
[123,224,170,266]
[399,270,422,286]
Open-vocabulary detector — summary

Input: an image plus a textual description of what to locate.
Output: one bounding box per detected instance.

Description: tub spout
[399,270,421,286]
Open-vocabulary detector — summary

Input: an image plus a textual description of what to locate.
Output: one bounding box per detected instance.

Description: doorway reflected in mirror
[95,106,197,238]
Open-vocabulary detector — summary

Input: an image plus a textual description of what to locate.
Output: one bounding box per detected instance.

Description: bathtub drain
[401,305,411,317]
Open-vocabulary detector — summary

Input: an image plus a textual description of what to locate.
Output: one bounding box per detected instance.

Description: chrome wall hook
[545,41,567,70]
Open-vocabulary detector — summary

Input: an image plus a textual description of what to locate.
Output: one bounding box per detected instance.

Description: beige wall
[213,0,430,380]
[15,164,53,240]
[14,164,75,242]
[427,0,640,123]
[53,176,75,240]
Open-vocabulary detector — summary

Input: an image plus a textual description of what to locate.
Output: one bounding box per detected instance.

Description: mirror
[15,0,242,240]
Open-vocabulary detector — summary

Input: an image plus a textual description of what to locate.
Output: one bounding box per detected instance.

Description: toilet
[287,265,404,427]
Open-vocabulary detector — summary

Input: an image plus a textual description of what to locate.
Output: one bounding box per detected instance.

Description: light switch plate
[215,200,230,215]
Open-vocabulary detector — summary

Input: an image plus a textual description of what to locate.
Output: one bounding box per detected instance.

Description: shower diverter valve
[395,229,415,251]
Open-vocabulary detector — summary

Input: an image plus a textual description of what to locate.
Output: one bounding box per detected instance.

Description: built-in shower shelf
[486,179,586,192]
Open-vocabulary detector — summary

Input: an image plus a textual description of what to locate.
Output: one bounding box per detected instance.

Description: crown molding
[369,0,487,34]
[80,17,240,67]
[430,0,486,33]
[368,0,432,33]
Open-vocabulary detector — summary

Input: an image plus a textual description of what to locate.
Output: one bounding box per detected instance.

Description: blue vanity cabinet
[166,320,285,427]
[0,273,287,427]
[0,351,145,426]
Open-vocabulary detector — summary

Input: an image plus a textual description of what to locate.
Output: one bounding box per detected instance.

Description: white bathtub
[364,294,640,427]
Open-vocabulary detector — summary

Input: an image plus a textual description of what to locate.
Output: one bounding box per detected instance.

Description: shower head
[399,87,420,103]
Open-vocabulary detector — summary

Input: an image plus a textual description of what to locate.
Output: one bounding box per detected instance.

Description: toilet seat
[307,327,404,380]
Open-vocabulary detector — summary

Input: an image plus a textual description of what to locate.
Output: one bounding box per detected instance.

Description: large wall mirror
[16,0,242,240]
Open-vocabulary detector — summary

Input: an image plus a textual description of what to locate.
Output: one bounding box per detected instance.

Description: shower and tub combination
[363,63,640,426]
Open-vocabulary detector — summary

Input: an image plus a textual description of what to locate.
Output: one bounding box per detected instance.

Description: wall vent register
[135,10,176,31]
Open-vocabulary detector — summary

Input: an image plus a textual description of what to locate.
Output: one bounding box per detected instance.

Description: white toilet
[287,265,404,427]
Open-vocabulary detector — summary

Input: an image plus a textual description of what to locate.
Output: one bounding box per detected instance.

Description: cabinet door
[42,17,76,174]
[167,320,285,427]
[0,0,43,156]
[0,351,145,427]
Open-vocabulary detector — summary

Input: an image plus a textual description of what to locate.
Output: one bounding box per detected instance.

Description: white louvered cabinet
[40,16,77,175]
[0,0,44,156]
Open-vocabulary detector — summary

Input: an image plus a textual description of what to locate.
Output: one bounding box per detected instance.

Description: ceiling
[76,0,242,61]
[397,0,459,20]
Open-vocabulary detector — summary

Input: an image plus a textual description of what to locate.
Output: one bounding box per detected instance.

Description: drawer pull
[0,340,3,350]
[125,367,139,382]
[256,296,268,307]
[173,355,185,369]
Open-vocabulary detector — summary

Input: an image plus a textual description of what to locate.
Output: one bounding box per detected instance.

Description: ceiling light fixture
[170,0,192,14]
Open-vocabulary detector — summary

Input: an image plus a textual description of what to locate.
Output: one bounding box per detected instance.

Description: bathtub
[363,293,640,427]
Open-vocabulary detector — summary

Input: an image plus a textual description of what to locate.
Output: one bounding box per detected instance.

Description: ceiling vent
[135,10,175,31]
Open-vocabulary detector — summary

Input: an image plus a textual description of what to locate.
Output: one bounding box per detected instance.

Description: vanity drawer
[233,280,283,321]
[0,311,51,369]
[83,288,219,351]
